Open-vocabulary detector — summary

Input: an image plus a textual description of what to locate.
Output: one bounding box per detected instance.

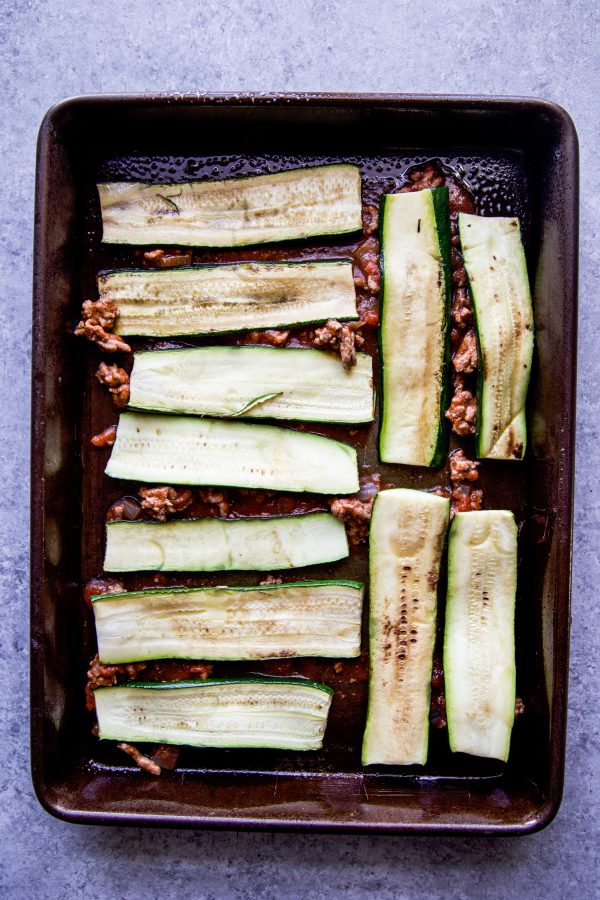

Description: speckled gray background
[1,0,598,897]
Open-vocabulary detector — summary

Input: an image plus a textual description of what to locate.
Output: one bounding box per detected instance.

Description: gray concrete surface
[1,1,598,897]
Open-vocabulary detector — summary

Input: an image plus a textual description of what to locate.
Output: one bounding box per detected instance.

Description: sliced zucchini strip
[128,346,374,423]
[95,678,333,750]
[379,188,451,467]
[459,213,534,460]
[98,164,362,246]
[362,489,450,766]
[104,513,349,572]
[105,412,359,494]
[444,510,517,762]
[92,581,364,664]
[100,261,358,337]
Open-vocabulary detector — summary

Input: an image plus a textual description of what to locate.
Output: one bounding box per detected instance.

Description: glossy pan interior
[31,94,578,833]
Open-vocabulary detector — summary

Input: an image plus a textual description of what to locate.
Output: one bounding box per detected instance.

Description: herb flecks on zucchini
[99,261,358,337]
[104,512,349,572]
[128,346,374,423]
[362,489,450,766]
[98,164,362,246]
[379,187,451,468]
[95,678,334,750]
[105,412,359,495]
[444,510,518,761]
[459,214,534,460]
[92,581,364,664]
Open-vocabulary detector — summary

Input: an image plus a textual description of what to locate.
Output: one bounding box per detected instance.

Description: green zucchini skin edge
[90,579,364,603]
[377,187,451,469]
[96,677,334,696]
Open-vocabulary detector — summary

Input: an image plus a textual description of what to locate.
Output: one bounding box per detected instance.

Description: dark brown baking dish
[31,93,578,833]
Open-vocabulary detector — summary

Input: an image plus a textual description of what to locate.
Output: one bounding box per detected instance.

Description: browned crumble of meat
[259,574,283,585]
[188,662,213,679]
[74,299,131,353]
[197,487,230,517]
[91,424,118,447]
[445,382,476,436]
[329,473,381,545]
[106,497,142,521]
[362,203,379,235]
[142,248,192,268]
[515,697,525,717]
[138,486,194,521]
[83,576,125,606]
[86,655,147,710]
[313,319,365,370]
[245,329,290,346]
[333,661,345,674]
[451,287,473,327]
[96,362,130,407]
[430,661,447,729]
[453,328,478,374]
[449,449,480,484]
[117,742,162,776]
[352,236,380,291]
[399,163,445,193]
[91,723,99,737]
[151,745,181,770]
[450,484,483,516]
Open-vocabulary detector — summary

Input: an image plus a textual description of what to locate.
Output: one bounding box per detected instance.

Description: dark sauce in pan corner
[81,150,532,779]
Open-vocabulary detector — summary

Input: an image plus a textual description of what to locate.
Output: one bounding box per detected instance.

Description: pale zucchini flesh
[362,489,450,766]
[379,188,451,467]
[99,261,358,337]
[444,510,517,762]
[98,164,362,246]
[92,581,364,664]
[128,346,374,423]
[95,678,333,750]
[104,513,349,572]
[105,412,359,494]
[459,213,534,460]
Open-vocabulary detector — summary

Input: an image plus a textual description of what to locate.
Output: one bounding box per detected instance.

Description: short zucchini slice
[99,261,358,337]
[97,164,362,246]
[444,510,517,762]
[458,213,534,460]
[104,512,349,572]
[128,346,374,423]
[379,188,451,467]
[92,580,364,664]
[95,678,333,750]
[362,489,450,766]
[105,412,359,494]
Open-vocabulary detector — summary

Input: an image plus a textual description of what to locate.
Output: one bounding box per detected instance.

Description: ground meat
[187,662,213,679]
[313,319,365,370]
[74,299,131,353]
[86,655,147,710]
[451,287,473,327]
[83,576,125,606]
[352,236,380,292]
[96,362,130,407]
[141,248,193,268]
[138,486,193,521]
[449,449,480,483]
[452,263,467,289]
[399,163,445,193]
[515,697,525,717]
[333,661,345,674]
[106,497,142,521]
[117,742,162,776]
[445,386,477,436]
[197,487,230,517]
[245,329,289,346]
[91,424,118,447]
[151,745,181,770]
[362,204,379,235]
[430,660,447,729]
[329,475,380,545]
[259,574,283,585]
[450,484,484,516]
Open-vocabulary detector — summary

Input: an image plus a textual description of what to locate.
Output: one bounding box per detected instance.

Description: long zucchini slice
[100,262,358,337]
[379,188,451,467]
[92,581,364,664]
[128,346,374,423]
[444,510,517,762]
[362,489,450,766]
[458,214,534,460]
[98,164,362,246]
[95,678,333,750]
[105,412,358,494]
[104,512,349,572]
